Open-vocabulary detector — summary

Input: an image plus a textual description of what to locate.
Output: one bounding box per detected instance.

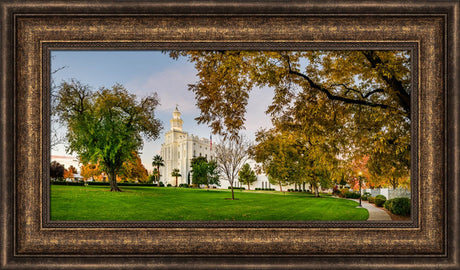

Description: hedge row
[255,188,275,191]
[287,189,310,193]
[51,181,158,187]
[51,181,85,186]
[228,187,245,190]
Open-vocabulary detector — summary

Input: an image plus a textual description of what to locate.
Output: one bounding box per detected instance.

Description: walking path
[345,198,392,221]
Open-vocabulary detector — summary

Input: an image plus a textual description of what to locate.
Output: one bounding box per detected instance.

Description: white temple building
[160,106,211,186]
[158,106,325,192]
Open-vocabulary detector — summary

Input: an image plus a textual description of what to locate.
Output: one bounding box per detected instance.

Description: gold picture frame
[1,1,458,269]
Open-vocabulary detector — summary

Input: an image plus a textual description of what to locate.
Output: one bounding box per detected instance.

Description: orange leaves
[63,169,74,179]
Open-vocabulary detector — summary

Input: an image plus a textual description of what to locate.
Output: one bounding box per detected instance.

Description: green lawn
[50,185,369,221]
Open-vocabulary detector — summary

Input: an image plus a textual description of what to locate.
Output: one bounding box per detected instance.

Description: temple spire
[171,105,183,131]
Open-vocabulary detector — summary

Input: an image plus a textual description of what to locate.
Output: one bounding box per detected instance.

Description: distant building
[50,155,81,172]
[160,106,211,185]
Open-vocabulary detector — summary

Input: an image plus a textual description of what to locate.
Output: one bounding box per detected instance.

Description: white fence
[364,188,411,200]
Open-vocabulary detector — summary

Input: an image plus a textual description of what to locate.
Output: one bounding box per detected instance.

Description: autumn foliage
[172,50,411,190]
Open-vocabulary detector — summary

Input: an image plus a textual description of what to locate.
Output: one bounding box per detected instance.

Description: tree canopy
[50,161,65,180]
[55,80,162,191]
[170,50,411,189]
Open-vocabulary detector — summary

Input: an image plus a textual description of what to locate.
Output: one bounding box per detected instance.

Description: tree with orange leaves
[63,168,74,179]
[119,152,149,183]
[80,162,102,181]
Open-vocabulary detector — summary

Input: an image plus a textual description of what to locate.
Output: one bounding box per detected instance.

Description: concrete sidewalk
[346,198,392,221]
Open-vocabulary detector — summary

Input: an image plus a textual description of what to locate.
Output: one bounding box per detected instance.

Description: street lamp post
[358,171,363,207]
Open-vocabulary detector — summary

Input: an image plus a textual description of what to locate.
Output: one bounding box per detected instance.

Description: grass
[50,185,369,221]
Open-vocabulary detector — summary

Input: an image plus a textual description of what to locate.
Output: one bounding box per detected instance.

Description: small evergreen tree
[238,163,257,190]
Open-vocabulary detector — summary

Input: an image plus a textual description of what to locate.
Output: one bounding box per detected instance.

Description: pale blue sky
[51,51,274,172]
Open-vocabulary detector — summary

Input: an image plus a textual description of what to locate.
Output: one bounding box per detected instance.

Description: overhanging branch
[288,69,391,110]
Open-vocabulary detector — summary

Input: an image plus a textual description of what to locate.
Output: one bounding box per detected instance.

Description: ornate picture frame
[1,1,458,269]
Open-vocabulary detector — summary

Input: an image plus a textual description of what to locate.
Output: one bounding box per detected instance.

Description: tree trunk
[230,183,235,200]
[391,177,398,189]
[247,183,250,190]
[108,170,122,192]
[156,165,160,183]
[175,176,178,187]
[311,182,319,197]
[279,182,283,192]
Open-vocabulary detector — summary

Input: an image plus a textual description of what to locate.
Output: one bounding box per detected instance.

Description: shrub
[167,184,172,187]
[387,197,411,216]
[361,192,371,201]
[340,188,349,198]
[384,199,393,210]
[374,195,387,207]
[159,182,165,187]
[344,191,361,199]
[332,188,341,196]
[368,196,375,203]
[178,183,189,188]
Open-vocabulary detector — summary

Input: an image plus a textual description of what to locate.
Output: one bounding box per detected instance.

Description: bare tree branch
[288,69,392,110]
[213,135,251,200]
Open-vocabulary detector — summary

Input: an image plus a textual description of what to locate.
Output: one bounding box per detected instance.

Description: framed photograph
[1,1,458,269]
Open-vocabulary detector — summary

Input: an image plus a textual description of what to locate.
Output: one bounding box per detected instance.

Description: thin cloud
[126,64,199,114]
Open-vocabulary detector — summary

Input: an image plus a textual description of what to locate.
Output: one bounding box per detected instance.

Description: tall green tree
[55,80,162,191]
[171,168,181,187]
[191,156,207,186]
[152,155,165,183]
[253,128,337,197]
[190,156,220,187]
[238,163,257,190]
[207,160,221,187]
